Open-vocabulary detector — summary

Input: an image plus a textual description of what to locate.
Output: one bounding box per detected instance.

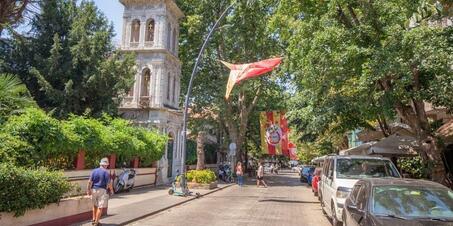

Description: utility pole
[180,2,236,184]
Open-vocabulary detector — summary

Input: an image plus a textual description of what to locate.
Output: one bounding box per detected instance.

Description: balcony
[120,96,134,108]
[139,96,151,108]
[130,42,139,48]
[145,41,154,47]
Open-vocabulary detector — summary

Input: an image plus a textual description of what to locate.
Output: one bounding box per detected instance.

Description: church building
[118,0,184,184]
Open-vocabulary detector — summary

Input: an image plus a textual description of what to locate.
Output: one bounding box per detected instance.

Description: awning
[339,142,376,156]
[311,155,328,164]
[368,134,418,157]
[437,119,453,144]
[340,134,418,157]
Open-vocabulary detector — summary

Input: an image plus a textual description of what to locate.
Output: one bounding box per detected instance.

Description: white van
[319,155,401,226]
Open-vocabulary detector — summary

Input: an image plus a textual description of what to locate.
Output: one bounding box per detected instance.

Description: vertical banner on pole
[260,111,289,156]
[289,142,298,160]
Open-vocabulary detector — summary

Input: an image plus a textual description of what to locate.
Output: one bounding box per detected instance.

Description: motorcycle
[114,163,136,193]
[218,164,233,183]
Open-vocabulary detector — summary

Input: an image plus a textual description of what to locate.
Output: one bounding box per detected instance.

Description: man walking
[87,158,113,226]
[256,162,268,188]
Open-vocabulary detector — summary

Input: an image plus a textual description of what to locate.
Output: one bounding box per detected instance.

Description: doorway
[167,135,174,178]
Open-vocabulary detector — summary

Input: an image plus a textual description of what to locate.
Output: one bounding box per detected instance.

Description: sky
[93,0,124,42]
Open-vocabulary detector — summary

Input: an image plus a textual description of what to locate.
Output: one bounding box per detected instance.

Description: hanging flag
[221,57,282,99]
[260,111,289,156]
[289,142,298,160]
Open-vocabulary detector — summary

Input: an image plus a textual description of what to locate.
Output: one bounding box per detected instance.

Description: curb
[118,183,235,225]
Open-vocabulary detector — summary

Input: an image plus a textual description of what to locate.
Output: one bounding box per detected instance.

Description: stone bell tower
[118,0,184,184]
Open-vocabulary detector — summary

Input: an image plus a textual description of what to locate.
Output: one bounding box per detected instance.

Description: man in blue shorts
[87,158,113,226]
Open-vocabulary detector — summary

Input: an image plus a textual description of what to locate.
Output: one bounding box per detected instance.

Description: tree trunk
[379,68,448,184]
[224,86,261,167]
[196,131,206,170]
[419,134,446,183]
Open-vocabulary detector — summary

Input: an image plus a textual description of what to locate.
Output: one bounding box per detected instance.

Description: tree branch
[336,4,353,28]
[347,4,360,26]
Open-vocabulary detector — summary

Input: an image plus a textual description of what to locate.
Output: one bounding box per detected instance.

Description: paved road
[128,171,331,226]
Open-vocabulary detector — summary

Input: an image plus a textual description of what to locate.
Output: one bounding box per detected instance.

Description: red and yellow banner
[260,111,290,156]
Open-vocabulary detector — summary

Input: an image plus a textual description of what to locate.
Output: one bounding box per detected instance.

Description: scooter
[218,164,233,183]
[114,163,136,193]
[168,170,200,197]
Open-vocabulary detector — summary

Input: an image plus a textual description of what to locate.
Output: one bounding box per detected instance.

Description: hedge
[186,169,217,184]
[0,163,72,216]
[0,108,168,169]
[0,133,33,166]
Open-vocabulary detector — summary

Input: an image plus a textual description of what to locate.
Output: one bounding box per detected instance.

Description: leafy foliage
[271,0,452,179]
[186,169,217,184]
[3,0,135,118]
[0,108,167,169]
[0,74,36,124]
[0,133,34,166]
[0,163,72,217]
[185,140,218,165]
[398,156,425,179]
[177,0,287,160]
[2,108,73,167]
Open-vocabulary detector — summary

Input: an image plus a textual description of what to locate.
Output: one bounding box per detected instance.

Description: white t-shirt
[257,165,264,177]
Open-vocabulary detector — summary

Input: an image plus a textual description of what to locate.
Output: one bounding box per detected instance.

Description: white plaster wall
[0,197,91,226]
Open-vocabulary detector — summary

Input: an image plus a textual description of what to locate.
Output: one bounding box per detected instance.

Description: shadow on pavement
[111,185,169,198]
[259,199,319,204]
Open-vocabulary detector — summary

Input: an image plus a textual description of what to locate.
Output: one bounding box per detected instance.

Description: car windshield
[336,159,399,179]
[372,185,453,220]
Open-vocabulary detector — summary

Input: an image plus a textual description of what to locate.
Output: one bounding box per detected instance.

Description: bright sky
[93,0,124,42]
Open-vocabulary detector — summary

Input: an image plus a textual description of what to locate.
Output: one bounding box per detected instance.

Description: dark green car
[343,178,453,226]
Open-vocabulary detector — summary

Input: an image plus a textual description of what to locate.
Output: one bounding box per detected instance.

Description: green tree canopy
[178,0,287,161]
[272,0,452,182]
[3,0,135,118]
[0,74,36,124]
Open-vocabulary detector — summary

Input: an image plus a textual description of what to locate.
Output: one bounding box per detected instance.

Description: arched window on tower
[172,75,176,103]
[141,68,150,97]
[167,23,172,50]
[167,132,174,178]
[167,72,171,101]
[130,19,140,43]
[172,28,177,53]
[145,19,155,42]
[128,86,134,96]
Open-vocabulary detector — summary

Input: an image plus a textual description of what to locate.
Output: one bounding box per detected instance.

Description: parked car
[292,165,302,174]
[300,165,315,183]
[343,178,453,226]
[312,167,322,196]
[319,155,401,226]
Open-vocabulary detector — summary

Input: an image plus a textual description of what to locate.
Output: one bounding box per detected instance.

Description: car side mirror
[347,204,364,214]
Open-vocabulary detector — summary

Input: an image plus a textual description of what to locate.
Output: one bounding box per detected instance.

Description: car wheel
[320,199,327,215]
[331,202,341,226]
[342,212,347,226]
[114,182,123,193]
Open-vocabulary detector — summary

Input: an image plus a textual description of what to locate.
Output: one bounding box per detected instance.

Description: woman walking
[236,162,244,186]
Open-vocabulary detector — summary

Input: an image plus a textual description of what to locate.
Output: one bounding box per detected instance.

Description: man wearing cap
[87,157,113,226]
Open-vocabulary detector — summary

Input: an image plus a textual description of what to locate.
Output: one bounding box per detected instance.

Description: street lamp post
[180,2,236,183]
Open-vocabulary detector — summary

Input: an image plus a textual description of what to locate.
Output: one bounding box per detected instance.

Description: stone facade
[118,0,184,184]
